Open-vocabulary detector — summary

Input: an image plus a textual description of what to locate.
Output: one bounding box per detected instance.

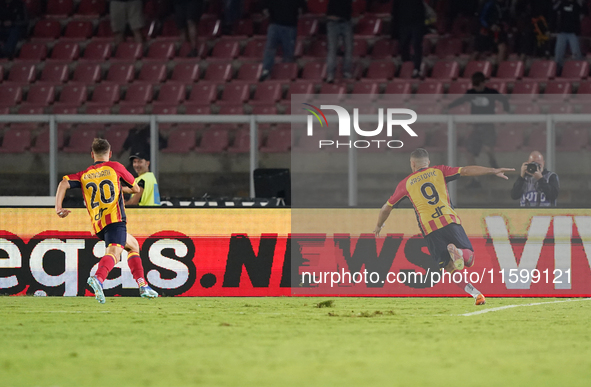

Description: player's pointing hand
[492,168,515,180]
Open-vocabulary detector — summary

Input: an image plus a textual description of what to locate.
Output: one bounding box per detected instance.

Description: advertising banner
[1,208,591,297]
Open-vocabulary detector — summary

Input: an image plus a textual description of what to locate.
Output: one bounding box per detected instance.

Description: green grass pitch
[1,296,590,387]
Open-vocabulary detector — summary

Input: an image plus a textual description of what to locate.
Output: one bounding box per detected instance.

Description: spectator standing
[126,151,161,206]
[110,0,146,44]
[475,0,510,63]
[222,0,243,35]
[447,72,510,189]
[554,0,585,69]
[0,0,28,59]
[391,0,426,79]
[326,0,353,83]
[173,0,204,57]
[259,0,307,81]
[511,151,559,206]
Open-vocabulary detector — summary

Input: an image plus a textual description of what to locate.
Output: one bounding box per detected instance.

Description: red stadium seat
[217,83,250,106]
[18,43,48,62]
[146,42,175,61]
[348,82,378,102]
[103,125,129,153]
[353,39,368,57]
[543,81,572,100]
[416,81,444,99]
[528,60,556,80]
[363,61,396,82]
[495,127,525,151]
[218,105,244,115]
[300,61,327,82]
[118,105,145,114]
[32,20,62,41]
[355,16,382,36]
[463,61,492,79]
[202,63,233,83]
[17,105,45,114]
[448,80,471,95]
[251,105,278,114]
[545,103,573,114]
[55,84,87,107]
[228,129,252,153]
[46,0,74,17]
[194,128,229,153]
[522,127,546,151]
[49,42,80,62]
[63,127,98,153]
[211,40,240,59]
[52,105,79,114]
[104,63,135,84]
[306,39,328,58]
[168,62,200,84]
[298,18,318,37]
[75,0,107,17]
[250,83,281,105]
[38,63,69,85]
[513,103,540,114]
[30,128,66,153]
[162,128,197,153]
[24,0,43,18]
[0,85,23,107]
[486,80,508,94]
[511,80,540,100]
[23,84,55,106]
[414,103,443,115]
[372,39,399,59]
[434,38,463,58]
[87,84,120,105]
[197,16,221,38]
[71,63,101,84]
[573,80,591,100]
[81,41,112,62]
[6,63,36,84]
[241,39,266,60]
[85,105,112,114]
[381,81,411,102]
[284,82,314,102]
[113,42,143,61]
[177,41,207,59]
[398,61,426,79]
[424,128,449,151]
[260,128,291,153]
[315,83,345,103]
[560,60,589,80]
[154,83,185,106]
[137,62,167,83]
[234,63,262,83]
[308,0,328,14]
[0,129,32,153]
[430,61,460,80]
[558,125,590,151]
[495,61,524,80]
[232,19,254,37]
[94,19,114,41]
[63,20,93,41]
[270,63,298,82]
[186,83,217,106]
[120,83,153,106]
[184,105,211,115]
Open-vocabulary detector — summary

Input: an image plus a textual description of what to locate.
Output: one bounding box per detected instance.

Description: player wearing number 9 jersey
[374,148,515,305]
[55,138,158,304]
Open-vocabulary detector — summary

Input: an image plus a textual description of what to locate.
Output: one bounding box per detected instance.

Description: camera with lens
[526,162,541,174]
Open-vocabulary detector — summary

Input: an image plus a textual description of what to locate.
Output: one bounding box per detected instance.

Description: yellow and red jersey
[64,161,135,234]
[388,165,462,236]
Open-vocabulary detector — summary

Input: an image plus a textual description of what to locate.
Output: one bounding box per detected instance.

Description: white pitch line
[460,298,591,316]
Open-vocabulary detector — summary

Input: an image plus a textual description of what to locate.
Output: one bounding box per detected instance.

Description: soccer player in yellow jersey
[54,138,158,304]
[374,148,514,305]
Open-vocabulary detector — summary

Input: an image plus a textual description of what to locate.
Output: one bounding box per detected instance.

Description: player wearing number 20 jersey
[64,161,135,235]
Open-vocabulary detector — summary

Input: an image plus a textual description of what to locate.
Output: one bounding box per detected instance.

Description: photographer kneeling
[511,151,559,207]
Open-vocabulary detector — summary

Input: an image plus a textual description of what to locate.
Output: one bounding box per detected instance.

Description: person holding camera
[511,151,559,207]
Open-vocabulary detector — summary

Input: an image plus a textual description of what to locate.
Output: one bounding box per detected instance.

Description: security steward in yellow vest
[125,151,160,206]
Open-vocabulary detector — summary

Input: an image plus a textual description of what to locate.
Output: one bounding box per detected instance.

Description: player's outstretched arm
[55,179,71,218]
[460,166,515,180]
[373,203,393,237]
